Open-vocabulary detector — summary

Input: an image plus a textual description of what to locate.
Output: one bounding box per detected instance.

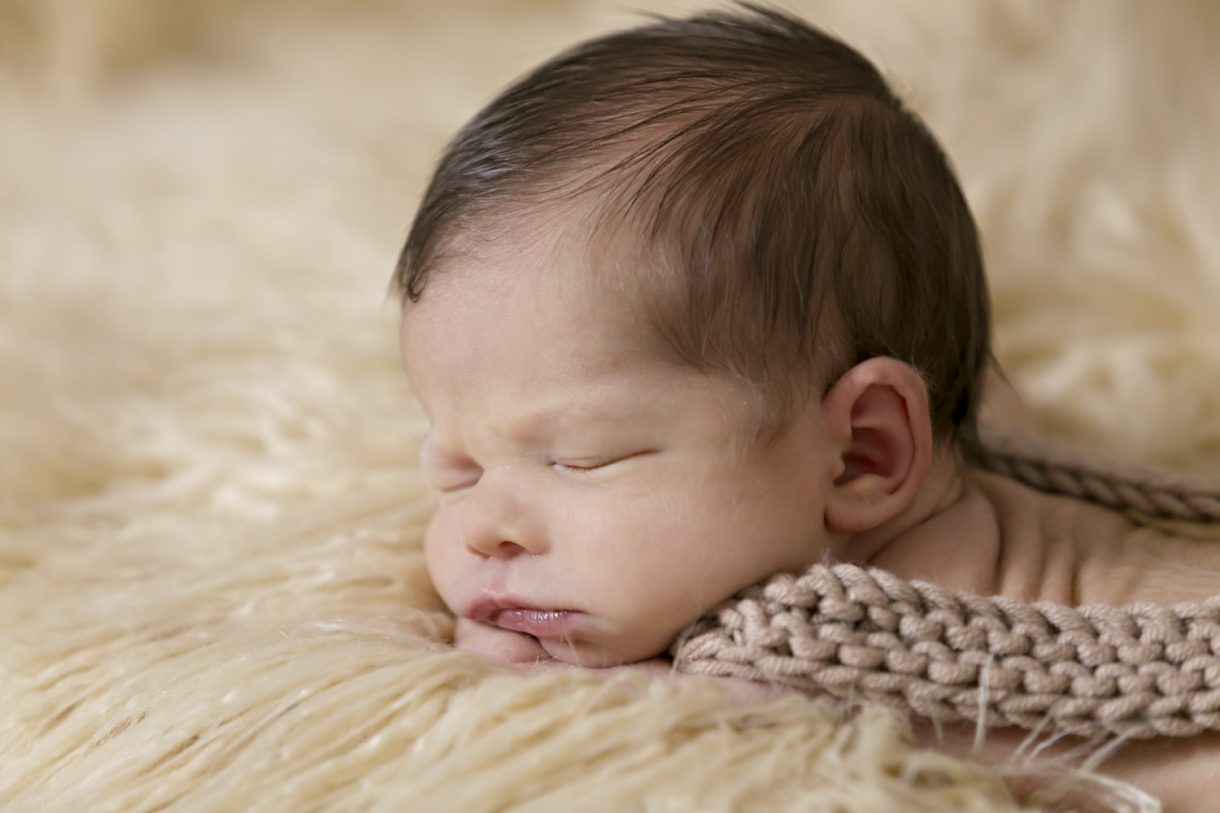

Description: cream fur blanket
[2,1,1218,810]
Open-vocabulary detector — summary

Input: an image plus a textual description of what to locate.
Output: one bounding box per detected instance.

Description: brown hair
[392,3,992,451]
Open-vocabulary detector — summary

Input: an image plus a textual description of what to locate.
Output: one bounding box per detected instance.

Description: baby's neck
[856,463,1220,606]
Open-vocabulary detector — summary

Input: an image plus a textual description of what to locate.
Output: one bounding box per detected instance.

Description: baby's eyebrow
[498,397,647,444]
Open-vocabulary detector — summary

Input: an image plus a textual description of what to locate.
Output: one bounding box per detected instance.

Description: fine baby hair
[393,3,992,451]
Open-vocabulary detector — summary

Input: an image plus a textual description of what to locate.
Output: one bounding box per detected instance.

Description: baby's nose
[465,534,533,560]
[457,481,545,558]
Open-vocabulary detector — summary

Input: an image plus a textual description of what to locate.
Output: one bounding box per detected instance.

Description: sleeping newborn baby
[392,7,1220,673]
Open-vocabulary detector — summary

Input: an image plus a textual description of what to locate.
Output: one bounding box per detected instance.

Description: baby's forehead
[402,219,671,358]
[416,199,671,310]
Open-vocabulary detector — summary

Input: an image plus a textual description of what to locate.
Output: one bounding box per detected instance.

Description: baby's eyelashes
[550,450,656,475]
[550,458,618,473]
[421,466,481,497]
[419,438,658,494]
[434,476,481,496]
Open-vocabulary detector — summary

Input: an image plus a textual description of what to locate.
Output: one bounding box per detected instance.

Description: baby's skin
[400,214,1220,808]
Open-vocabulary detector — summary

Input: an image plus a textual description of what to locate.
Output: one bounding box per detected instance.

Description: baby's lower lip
[489,609,582,638]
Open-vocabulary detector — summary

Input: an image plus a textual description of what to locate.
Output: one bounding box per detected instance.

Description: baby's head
[393,5,990,666]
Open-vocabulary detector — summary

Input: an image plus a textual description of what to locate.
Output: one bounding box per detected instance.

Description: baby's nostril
[494,540,527,558]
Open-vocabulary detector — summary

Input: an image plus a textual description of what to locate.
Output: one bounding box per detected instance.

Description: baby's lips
[490,608,583,639]
[466,597,585,639]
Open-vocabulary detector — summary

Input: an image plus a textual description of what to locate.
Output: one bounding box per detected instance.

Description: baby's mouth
[489,608,581,638]
[468,600,584,639]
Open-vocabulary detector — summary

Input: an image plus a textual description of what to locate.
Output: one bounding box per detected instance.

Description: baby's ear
[821,358,933,535]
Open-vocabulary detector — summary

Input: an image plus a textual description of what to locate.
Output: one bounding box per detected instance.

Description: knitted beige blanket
[675,432,1220,739]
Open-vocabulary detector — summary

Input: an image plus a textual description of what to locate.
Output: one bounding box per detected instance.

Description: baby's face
[401,225,837,666]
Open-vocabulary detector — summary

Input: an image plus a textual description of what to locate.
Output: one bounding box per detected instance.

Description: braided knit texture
[975,431,1220,524]
[673,432,1220,739]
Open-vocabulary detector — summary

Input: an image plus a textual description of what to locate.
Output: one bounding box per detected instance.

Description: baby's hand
[453,617,553,664]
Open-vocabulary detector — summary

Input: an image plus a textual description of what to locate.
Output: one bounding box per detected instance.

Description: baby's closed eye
[417,437,483,493]
[550,449,657,474]
[417,428,658,492]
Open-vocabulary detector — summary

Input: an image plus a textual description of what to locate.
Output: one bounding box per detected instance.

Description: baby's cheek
[421,511,444,567]
[421,510,462,605]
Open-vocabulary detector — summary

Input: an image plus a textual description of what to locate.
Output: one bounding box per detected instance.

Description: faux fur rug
[2,1,1218,810]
